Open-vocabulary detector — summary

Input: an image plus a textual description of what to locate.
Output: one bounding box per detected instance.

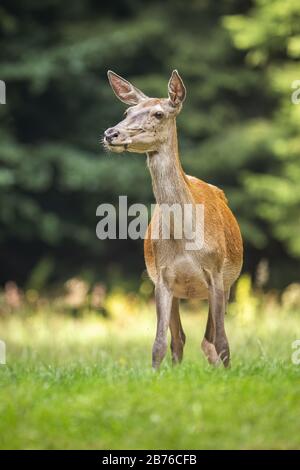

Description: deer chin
[108,144,127,153]
[104,139,132,153]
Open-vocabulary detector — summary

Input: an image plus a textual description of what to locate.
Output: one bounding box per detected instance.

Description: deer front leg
[169,297,186,365]
[152,280,173,369]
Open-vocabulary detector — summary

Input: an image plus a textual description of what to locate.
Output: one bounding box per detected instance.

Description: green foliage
[0,0,299,287]
[225,0,300,261]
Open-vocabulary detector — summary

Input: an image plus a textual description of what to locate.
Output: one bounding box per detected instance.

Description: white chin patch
[108,144,126,153]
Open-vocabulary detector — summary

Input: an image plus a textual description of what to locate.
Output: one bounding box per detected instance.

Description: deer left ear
[107,70,148,106]
[168,70,186,106]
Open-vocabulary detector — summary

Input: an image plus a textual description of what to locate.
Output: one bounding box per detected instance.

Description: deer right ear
[107,71,148,106]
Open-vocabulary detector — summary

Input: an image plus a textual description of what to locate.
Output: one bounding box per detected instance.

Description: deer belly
[172,276,208,299]
[164,257,209,300]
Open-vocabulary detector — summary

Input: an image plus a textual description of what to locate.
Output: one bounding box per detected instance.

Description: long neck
[147,120,191,205]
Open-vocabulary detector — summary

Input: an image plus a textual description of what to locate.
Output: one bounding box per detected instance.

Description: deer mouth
[103,138,131,152]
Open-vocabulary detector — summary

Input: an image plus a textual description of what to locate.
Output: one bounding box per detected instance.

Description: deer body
[104,70,243,368]
[145,124,242,300]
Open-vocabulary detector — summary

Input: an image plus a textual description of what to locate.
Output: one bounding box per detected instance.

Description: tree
[0,0,298,288]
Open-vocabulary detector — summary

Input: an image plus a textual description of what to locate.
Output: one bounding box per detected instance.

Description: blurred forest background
[1,0,300,451]
[1,0,300,293]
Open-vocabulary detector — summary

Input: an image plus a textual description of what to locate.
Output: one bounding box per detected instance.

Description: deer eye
[154,111,164,120]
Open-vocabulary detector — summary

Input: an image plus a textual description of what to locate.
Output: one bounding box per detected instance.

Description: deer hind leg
[152,280,173,369]
[169,297,186,365]
[201,305,220,366]
[201,290,230,365]
[202,271,230,368]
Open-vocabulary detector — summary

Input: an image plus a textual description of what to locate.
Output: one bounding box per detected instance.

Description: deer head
[103,70,186,153]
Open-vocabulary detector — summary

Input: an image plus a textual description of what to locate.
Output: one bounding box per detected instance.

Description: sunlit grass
[0,279,300,449]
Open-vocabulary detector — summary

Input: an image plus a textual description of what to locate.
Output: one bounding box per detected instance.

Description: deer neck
[147,120,191,206]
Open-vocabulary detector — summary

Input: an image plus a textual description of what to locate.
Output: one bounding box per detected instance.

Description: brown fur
[144,174,243,299]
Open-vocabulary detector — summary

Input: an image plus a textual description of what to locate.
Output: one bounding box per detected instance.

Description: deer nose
[104,128,120,142]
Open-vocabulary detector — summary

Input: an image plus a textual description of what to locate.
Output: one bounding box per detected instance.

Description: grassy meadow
[0,275,300,450]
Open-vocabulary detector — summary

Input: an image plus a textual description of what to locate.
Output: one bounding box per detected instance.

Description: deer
[103,70,243,369]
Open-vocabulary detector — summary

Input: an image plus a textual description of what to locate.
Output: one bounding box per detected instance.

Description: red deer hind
[104,70,243,369]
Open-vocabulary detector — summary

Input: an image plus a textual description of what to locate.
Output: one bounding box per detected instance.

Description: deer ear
[168,70,186,106]
[107,70,148,105]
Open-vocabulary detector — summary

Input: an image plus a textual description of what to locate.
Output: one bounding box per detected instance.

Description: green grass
[0,300,300,449]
